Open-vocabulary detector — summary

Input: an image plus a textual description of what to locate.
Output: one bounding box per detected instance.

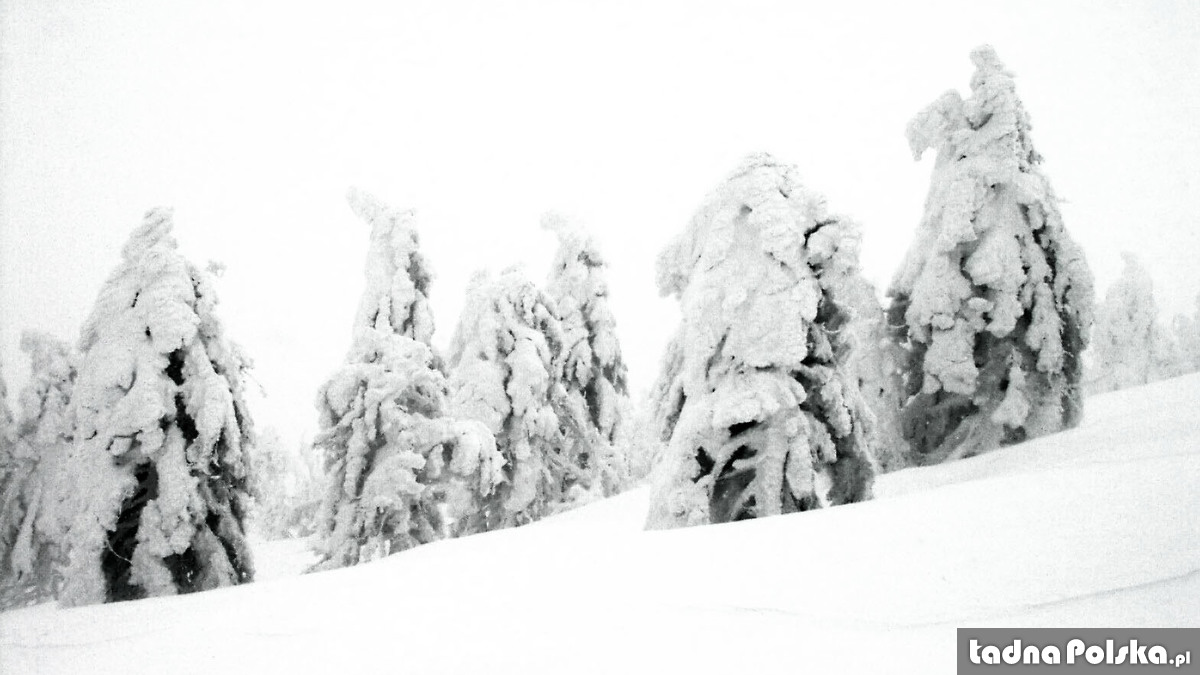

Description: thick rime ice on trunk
[1086,254,1183,394]
[542,213,630,500]
[0,333,76,603]
[58,209,256,606]
[312,191,500,570]
[448,268,570,532]
[645,154,876,530]
[888,46,1094,465]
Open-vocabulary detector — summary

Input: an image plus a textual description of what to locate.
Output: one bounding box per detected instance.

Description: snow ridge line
[650,566,1200,632]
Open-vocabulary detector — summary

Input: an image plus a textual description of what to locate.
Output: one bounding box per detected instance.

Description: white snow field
[2,375,1198,674]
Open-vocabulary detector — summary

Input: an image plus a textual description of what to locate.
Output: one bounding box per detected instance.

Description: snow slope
[2,375,1198,674]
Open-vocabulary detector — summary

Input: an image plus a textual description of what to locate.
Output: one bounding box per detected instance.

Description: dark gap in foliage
[102,462,158,602]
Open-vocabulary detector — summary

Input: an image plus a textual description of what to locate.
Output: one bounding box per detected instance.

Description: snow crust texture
[4,375,1197,675]
[889,46,1094,464]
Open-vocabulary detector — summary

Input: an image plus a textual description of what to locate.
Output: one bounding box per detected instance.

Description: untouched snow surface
[3,375,1199,673]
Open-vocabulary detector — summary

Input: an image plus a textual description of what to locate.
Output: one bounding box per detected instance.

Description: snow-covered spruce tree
[448,268,572,532]
[59,208,256,606]
[622,391,667,484]
[0,359,14,508]
[888,46,1094,465]
[0,360,14,481]
[645,154,876,529]
[446,270,493,372]
[542,213,630,499]
[311,189,500,570]
[250,427,323,539]
[839,278,910,473]
[1086,253,1183,394]
[1172,293,1200,374]
[0,333,77,604]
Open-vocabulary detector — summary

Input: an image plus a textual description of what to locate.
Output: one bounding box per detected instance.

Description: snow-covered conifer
[312,190,500,570]
[889,46,1094,464]
[0,362,14,506]
[250,428,325,539]
[620,393,666,484]
[645,154,876,529]
[0,333,76,603]
[0,359,14,497]
[1086,253,1182,393]
[1172,293,1200,374]
[648,330,685,444]
[839,279,910,472]
[59,209,256,605]
[448,268,571,532]
[542,213,630,498]
[447,270,493,372]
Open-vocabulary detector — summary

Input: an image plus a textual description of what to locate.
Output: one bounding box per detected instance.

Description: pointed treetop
[542,211,606,274]
[540,211,575,238]
[656,152,837,302]
[906,45,1040,173]
[345,187,435,347]
[120,207,176,262]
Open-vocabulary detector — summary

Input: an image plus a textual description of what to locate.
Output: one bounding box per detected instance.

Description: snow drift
[2,375,1198,674]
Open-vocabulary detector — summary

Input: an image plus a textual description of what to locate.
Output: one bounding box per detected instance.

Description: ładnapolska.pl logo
[958,629,1199,673]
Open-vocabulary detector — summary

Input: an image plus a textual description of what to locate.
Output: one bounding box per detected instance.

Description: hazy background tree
[448,268,569,532]
[1086,253,1185,394]
[1170,293,1200,375]
[542,212,630,501]
[646,154,876,529]
[58,208,256,606]
[839,279,910,472]
[889,46,1094,465]
[250,427,323,540]
[0,332,76,608]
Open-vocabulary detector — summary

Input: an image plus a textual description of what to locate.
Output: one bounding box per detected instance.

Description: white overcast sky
[2,0,1197,447]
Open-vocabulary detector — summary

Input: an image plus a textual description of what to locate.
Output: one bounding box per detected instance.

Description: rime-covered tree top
[1099,253,1157,327]
[1088,252,1175,392]
[542,212,625,390]
[447,269,493,372]
[890,46,1093,396]
[345,187,435,347]
[72,208,250,466]
[657,153,861,388]
[15,332,75,451]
